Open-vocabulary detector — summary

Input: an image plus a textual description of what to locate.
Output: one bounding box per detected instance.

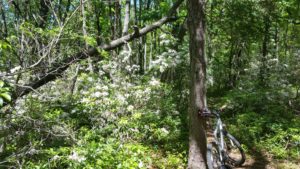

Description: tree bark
[109,0,115,40]
[187,0,207,168]
[92,0,102,46]
[115,0,122,38]
[81,0,93,72]
[260,15,270,87]
[81,0,88,49]
[134,0,138,26]
[138,0,144,74]
[0,1,8,37]
[122,0,130,51]
[122,0,130,36]
[39,0,50,28]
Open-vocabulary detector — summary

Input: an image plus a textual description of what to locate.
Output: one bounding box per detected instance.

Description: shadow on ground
[237,150,271,169]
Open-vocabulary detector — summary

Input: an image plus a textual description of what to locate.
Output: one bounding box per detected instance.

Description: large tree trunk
[187,0,207,168]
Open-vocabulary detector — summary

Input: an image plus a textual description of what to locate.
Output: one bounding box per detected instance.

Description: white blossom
[149,77,160,86]
[87,77,93,82]
[161,127,169,134]
[10,66,21,73]
[127,105,134,112]
[93,91,101,98]
[117,94,126,103]
[138,161,144,168]
[102,86,109,91]
[68,151,86,162]
[53,155,59,160]
[81,98,89,103]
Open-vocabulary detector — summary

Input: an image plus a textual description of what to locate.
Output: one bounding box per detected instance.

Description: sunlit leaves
[0,40,11,50]
[0,80,11,106]
[83,36,97,47]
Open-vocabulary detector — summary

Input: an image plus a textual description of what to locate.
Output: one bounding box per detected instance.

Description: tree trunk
[115,0,122,38]
[81,0,88,49]
[138,0,144,74]
[39,0,50,28]
[0,1,8,38]
[187,0,207,168]
[81,0,93,73]
[260,15,270,87]
[122,0,130,36]
[109,0,115,41]
[94,1,102,46]
[122,0,130,51]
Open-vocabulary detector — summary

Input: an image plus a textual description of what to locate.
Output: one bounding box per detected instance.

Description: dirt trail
[236,153,272,169]
[206,131,300,169]
[236,153,300,169]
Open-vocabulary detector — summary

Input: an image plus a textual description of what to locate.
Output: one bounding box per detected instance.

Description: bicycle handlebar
[198,108,220,118]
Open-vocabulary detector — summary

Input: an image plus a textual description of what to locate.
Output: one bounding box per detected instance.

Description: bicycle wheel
[207,142,221,169]
[223,132,246,166]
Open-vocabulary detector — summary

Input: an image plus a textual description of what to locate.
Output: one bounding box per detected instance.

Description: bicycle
[204,110,246,169]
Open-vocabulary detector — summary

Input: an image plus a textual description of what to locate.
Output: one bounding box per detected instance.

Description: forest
[0,0,300,168]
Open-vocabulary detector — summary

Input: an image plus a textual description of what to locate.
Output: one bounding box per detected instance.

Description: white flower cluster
[68,151,86,163]
[149,77,160,86]
[151,49,182,72]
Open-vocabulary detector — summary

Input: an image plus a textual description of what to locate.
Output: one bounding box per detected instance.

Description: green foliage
[1,70,188,168]
[83,36,97,47]
[215,88,300,160]
[0,80,11,106]
[0,40,11,50]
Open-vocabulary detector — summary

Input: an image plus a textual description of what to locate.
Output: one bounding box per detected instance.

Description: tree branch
[14,0,184,99]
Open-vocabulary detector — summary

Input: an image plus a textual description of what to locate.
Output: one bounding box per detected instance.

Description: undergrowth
[1,73,189,169]
[212,87,300,161]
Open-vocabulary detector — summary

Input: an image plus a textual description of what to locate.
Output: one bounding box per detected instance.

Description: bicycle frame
[211,111,227,166]
[207,110,245,169]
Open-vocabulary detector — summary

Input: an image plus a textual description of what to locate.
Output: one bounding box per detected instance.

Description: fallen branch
[14,0,184,99]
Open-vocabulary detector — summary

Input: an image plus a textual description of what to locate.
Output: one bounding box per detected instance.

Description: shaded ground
[207,130,300,169]
[236,151,270,169]
[236,151,300,169]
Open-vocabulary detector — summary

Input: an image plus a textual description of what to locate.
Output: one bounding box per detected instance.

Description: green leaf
[84,36,97,46]
[0,40,11,50]
[0,81,4,88]
[97,48,110,59]
[1,93,11,102]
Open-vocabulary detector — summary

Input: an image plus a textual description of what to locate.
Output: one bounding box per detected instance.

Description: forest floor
[207,132,300,169]
[237,151,300,169]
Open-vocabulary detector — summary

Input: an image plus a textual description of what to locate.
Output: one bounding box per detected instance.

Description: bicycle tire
[207,142,221,169]
[223,132,246,166]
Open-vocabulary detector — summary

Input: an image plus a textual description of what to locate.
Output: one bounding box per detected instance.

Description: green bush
[220,88,300,160]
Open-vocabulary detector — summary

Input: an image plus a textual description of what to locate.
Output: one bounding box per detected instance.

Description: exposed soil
[235,152,300,169]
